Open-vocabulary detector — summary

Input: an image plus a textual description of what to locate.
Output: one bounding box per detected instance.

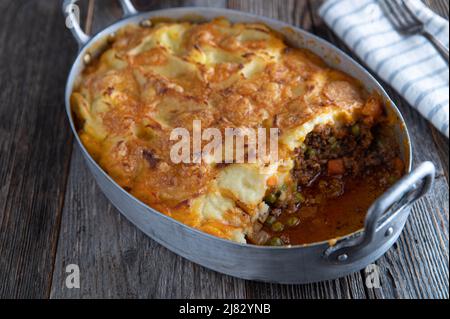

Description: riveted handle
[119,0,138,17]
[63,0,90,48]
[63,0,139,49]
[324,161,436,263]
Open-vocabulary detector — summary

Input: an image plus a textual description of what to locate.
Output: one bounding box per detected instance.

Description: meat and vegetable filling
[253,121,404,246]
[71,18,406,245]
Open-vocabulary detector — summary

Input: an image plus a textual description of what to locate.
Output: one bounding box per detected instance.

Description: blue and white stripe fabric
[319,0,449,137]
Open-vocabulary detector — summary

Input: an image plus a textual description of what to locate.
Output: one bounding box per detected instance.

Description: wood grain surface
[0,1,76,298]
[0,0,448,299]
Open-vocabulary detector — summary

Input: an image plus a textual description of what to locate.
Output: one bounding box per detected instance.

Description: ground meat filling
[295,122,375,186]
[256,121,404,246]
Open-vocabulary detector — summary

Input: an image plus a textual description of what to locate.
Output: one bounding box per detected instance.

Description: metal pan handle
[324,161,435,264]
[62,0,139,49]
[119,0,138,17]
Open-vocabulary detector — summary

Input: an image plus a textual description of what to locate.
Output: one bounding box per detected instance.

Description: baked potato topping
[71,18,384,243]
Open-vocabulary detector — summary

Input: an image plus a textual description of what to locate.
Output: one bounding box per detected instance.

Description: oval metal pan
[64,7,435,283]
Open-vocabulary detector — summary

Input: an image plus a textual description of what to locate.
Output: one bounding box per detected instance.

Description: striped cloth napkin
[319,0,449,137]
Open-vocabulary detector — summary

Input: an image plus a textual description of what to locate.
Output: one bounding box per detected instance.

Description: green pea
[271,221,285,232]
[294,192,305,203]
[286,216,300,227]
[267,237,284,246]
[306,148,316,158]
[331,141,340,151]
[264,193,278,205]
[351,124,361,136]
[265,215,277,226]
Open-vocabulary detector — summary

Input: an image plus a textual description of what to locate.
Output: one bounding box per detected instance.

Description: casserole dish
[63,0,435,283]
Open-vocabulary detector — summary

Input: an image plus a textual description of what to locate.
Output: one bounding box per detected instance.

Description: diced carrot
[394,157,404,173]
[267,175,278,187]
[361,96,383,124]
[328,159,345,176]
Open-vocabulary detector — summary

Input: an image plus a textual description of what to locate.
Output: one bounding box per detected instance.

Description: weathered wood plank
[51,0,247,299]
[50,126,247,299]
[226,0,369,299]
[134,0,228,10]
[90,0,228,35]
[308,0,449,299]
[0,1,76,298]
[228,0,314,28]
[50,0,448,299]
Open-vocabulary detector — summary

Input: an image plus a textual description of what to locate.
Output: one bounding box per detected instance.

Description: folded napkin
[319,0,449,137]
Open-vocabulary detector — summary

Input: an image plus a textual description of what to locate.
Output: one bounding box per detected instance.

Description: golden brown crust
[71,18,383,242]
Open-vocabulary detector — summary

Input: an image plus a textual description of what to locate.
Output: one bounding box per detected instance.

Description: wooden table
[0,0,448,299]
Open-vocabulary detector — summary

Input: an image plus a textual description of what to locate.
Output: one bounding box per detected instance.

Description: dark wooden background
[0,0,448,299]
